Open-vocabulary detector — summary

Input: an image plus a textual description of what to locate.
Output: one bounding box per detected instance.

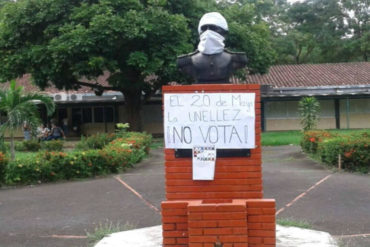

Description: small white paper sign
[164,93,255,149]
[192,146,216,180]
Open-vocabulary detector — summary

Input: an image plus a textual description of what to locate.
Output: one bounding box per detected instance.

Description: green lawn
[262,129,370,146]
[262,131,302,146]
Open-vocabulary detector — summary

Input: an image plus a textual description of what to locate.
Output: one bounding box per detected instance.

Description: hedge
[1,132,152,185]
[301,130,370,173]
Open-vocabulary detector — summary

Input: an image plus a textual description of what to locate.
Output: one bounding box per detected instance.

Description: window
[104,107,114,123]
[82,108,92,123]
[72,108,82,124]
[94,107,104,123]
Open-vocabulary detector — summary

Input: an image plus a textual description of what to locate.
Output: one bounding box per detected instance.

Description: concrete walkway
[0,146,369,247]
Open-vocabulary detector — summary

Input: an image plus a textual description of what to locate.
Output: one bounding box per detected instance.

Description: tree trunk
[123,89,143,132]
[10,132,15,161]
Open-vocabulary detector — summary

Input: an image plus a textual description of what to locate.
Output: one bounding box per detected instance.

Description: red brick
[162,216,188,223]
[188,221,218,228]
[233,227,248,234]
[222,244,233,247]
[249,230,275,237]
[163,224,176,230]
[163,238,176,244]
[249,245,275,247]
[176,223,188,230]
[176,238,189,244]
[189,236,218,243]
[218,220,247,227]
[189,243,202,247]
[188,228,203,236]
[163,230,188,238]
[203,228,233,235]
[162,201,188,209]
[249,237,263,244]
[248,208,275,215]
[264,237,276,244]
[247,199,275,208]
[166,167,191,173]
[188,213,203,220]
[248,215,275,223]
[219,235,248,243]
[167,179,262,186]
[234,244,248,247]
[167,192,263,200]
[162,209,188,216]
[216,205,246,212]
[188,205,217,212]
[202,212,246,220]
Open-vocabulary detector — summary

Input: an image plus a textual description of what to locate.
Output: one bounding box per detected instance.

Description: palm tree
[0,80,55,160]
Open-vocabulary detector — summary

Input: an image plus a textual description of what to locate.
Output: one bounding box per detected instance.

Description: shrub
[3,130,152,185]
[301,130,370,173]
[301,130,334,154]
[122,132,152,154]
[14,140,41,152]
[317,135,370,172]
[5,156,51,184]
[41,140,64,151]
[75,133,116,150]
[0,152,8,184]
[100,142,139,172]
[0,136,8,153]
[299,97,320,131]
[22,140,41,152]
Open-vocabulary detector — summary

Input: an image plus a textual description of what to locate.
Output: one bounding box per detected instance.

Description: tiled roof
[1,72,112,94]
[233,62,370,88]
[2,62,369,94]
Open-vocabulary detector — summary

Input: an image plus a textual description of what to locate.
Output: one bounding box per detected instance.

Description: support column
[334,99,340,129]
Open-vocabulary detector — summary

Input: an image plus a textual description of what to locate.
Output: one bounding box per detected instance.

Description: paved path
[0,146,369,247]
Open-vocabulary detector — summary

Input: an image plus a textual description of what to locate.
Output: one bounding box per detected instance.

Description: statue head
[197,12,228,55]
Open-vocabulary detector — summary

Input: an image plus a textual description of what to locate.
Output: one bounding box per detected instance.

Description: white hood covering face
[197,12,228,55]
[197,12,228,35]
[197,30,225,55]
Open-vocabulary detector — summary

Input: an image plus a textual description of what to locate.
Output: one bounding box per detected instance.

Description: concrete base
[95,225,338,247]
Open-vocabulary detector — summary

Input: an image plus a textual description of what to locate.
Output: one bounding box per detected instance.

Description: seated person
[37,124,50,141]
[46,123,65,141]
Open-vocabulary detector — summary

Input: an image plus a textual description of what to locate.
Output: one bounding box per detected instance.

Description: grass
[86,221,135,246]
[262,131,302,146]
[150,138,164,149]
[261,128,370,146]
[277,218,312,229]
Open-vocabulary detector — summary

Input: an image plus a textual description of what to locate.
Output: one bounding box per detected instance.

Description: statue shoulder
[177,50,199,67]
[225,49,248,65]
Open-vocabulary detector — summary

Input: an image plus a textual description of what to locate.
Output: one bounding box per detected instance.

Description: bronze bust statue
[177,12,247,84]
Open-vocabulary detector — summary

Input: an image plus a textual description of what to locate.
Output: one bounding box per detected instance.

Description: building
[3,62,370,138]
[237,62,370,131]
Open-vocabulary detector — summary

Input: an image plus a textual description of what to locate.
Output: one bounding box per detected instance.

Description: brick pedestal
[162,84,276,247]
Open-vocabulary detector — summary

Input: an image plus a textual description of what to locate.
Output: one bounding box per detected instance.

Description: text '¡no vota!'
[166,125,249,145]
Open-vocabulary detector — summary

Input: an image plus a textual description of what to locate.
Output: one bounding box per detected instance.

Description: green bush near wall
[1,132,152,185]
[301,131,370,173]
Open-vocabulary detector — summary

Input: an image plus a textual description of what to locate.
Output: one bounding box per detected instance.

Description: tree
[298,97,320,131]
[0,0,275,130]
[218,1,276,74]
[273,0,348,64]
[0,81,55,160]
[342,0,369,61]
[0,0,192,131]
